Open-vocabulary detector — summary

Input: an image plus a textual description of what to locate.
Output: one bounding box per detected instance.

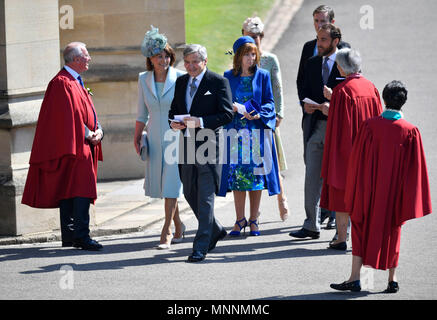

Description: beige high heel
[171,223,186,244]
[278,197,289,221]
[156,231,172,250]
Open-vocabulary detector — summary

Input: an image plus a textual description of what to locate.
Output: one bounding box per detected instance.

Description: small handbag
[140,131,149,161]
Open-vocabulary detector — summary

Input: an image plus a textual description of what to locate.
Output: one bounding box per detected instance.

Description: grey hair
[183,44,207,61]
[336,48,362,75]
[63,42,87,63]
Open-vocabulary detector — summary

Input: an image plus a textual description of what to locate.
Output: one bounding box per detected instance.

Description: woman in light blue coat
[134,26,185,249]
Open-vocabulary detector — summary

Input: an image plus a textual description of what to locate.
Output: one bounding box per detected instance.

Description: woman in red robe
[330,80,432,293]
[320,48,383,250]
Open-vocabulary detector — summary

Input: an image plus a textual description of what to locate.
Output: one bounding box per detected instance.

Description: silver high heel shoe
[171,223,186,244]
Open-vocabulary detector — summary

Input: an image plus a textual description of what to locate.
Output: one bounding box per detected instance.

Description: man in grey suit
[290,24,346,240]
[169,44,234,262]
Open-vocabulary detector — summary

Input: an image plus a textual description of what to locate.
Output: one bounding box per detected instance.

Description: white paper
[302,98,319,105]
[234,102,247,115]
[174,114,190,122]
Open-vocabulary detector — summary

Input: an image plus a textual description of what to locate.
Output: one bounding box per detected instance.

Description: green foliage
[185,0,273,74]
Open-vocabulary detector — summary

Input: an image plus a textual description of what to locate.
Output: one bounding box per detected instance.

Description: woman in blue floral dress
[218,36,280,236]
[242,16,289,222]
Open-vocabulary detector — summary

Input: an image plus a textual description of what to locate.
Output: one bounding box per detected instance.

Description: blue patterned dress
[226,76,266,191]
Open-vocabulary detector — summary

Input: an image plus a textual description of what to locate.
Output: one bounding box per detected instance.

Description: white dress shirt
[185,67,207,128]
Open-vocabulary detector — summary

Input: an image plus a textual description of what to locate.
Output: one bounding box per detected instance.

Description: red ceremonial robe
[345,117,432,270]
[321,74,382,212]
[22,69,103,208]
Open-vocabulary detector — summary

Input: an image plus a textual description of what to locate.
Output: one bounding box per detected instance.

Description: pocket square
[204,90,212,95]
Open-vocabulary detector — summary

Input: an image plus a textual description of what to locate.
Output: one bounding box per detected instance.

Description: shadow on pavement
[0,225,345,274]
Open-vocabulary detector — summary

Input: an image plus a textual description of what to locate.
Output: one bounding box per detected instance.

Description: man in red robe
[22,42,104,251]
[320,48,383,251]
[330,80,432,293]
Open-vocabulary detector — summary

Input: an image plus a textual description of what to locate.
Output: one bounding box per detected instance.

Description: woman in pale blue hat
[218,36,280,237]
[134,26,186,249]
[242,16,289,222]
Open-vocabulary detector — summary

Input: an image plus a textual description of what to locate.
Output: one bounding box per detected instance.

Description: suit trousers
[303,120,327,233]
[59,197,91,242]
[179,163,224,254]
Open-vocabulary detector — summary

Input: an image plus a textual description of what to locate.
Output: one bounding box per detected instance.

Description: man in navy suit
[169,44,234,262]
[290,24,346,240]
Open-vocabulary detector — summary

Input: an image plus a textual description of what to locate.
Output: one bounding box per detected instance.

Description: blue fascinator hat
[141,25,168,57]
[233,36,255,54]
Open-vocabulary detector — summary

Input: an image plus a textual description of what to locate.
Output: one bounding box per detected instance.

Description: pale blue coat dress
[137,66,185,198]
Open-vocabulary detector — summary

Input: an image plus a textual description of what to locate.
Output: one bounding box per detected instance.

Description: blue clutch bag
[244,99,260,115]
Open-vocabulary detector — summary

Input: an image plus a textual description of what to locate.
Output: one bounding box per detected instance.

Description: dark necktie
[190,78,197,97]
[77,75,85,88]
[322,57,330,85]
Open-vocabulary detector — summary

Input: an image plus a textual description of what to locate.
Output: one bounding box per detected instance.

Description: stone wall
[0,0,185,235]
[59,0,186,180]
[0,0,60,235]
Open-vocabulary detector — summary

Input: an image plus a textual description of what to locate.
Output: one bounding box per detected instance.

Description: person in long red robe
[320,48,383,250]
[330,80,432,293]
[22,42,104,250]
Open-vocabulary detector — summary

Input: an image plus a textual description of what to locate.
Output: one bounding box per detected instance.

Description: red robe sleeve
[394,127,432,226]
[322,80,382,190]
[29,76,86,165]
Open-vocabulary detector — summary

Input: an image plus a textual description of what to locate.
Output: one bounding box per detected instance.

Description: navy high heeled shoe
[249,219,260,236]
[229,218,247,237]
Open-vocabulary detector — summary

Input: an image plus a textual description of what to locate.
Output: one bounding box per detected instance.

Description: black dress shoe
[73,238,103,251]
[326,217,336,229]
[187,251,206,263]
[330,280,361,292]
[289,228,320,239]
[208,229,227,252]
[329,241,347,251]
[384,281,399,293]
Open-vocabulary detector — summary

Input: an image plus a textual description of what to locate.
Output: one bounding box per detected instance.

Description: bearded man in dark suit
[296,5,351,230]
[290,24,347,240]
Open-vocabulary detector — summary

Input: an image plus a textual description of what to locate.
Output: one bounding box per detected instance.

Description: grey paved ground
[0,0,436,303]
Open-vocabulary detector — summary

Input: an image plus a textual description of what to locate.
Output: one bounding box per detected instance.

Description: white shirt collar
[189,67,207,86]
[323,47,338,64]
